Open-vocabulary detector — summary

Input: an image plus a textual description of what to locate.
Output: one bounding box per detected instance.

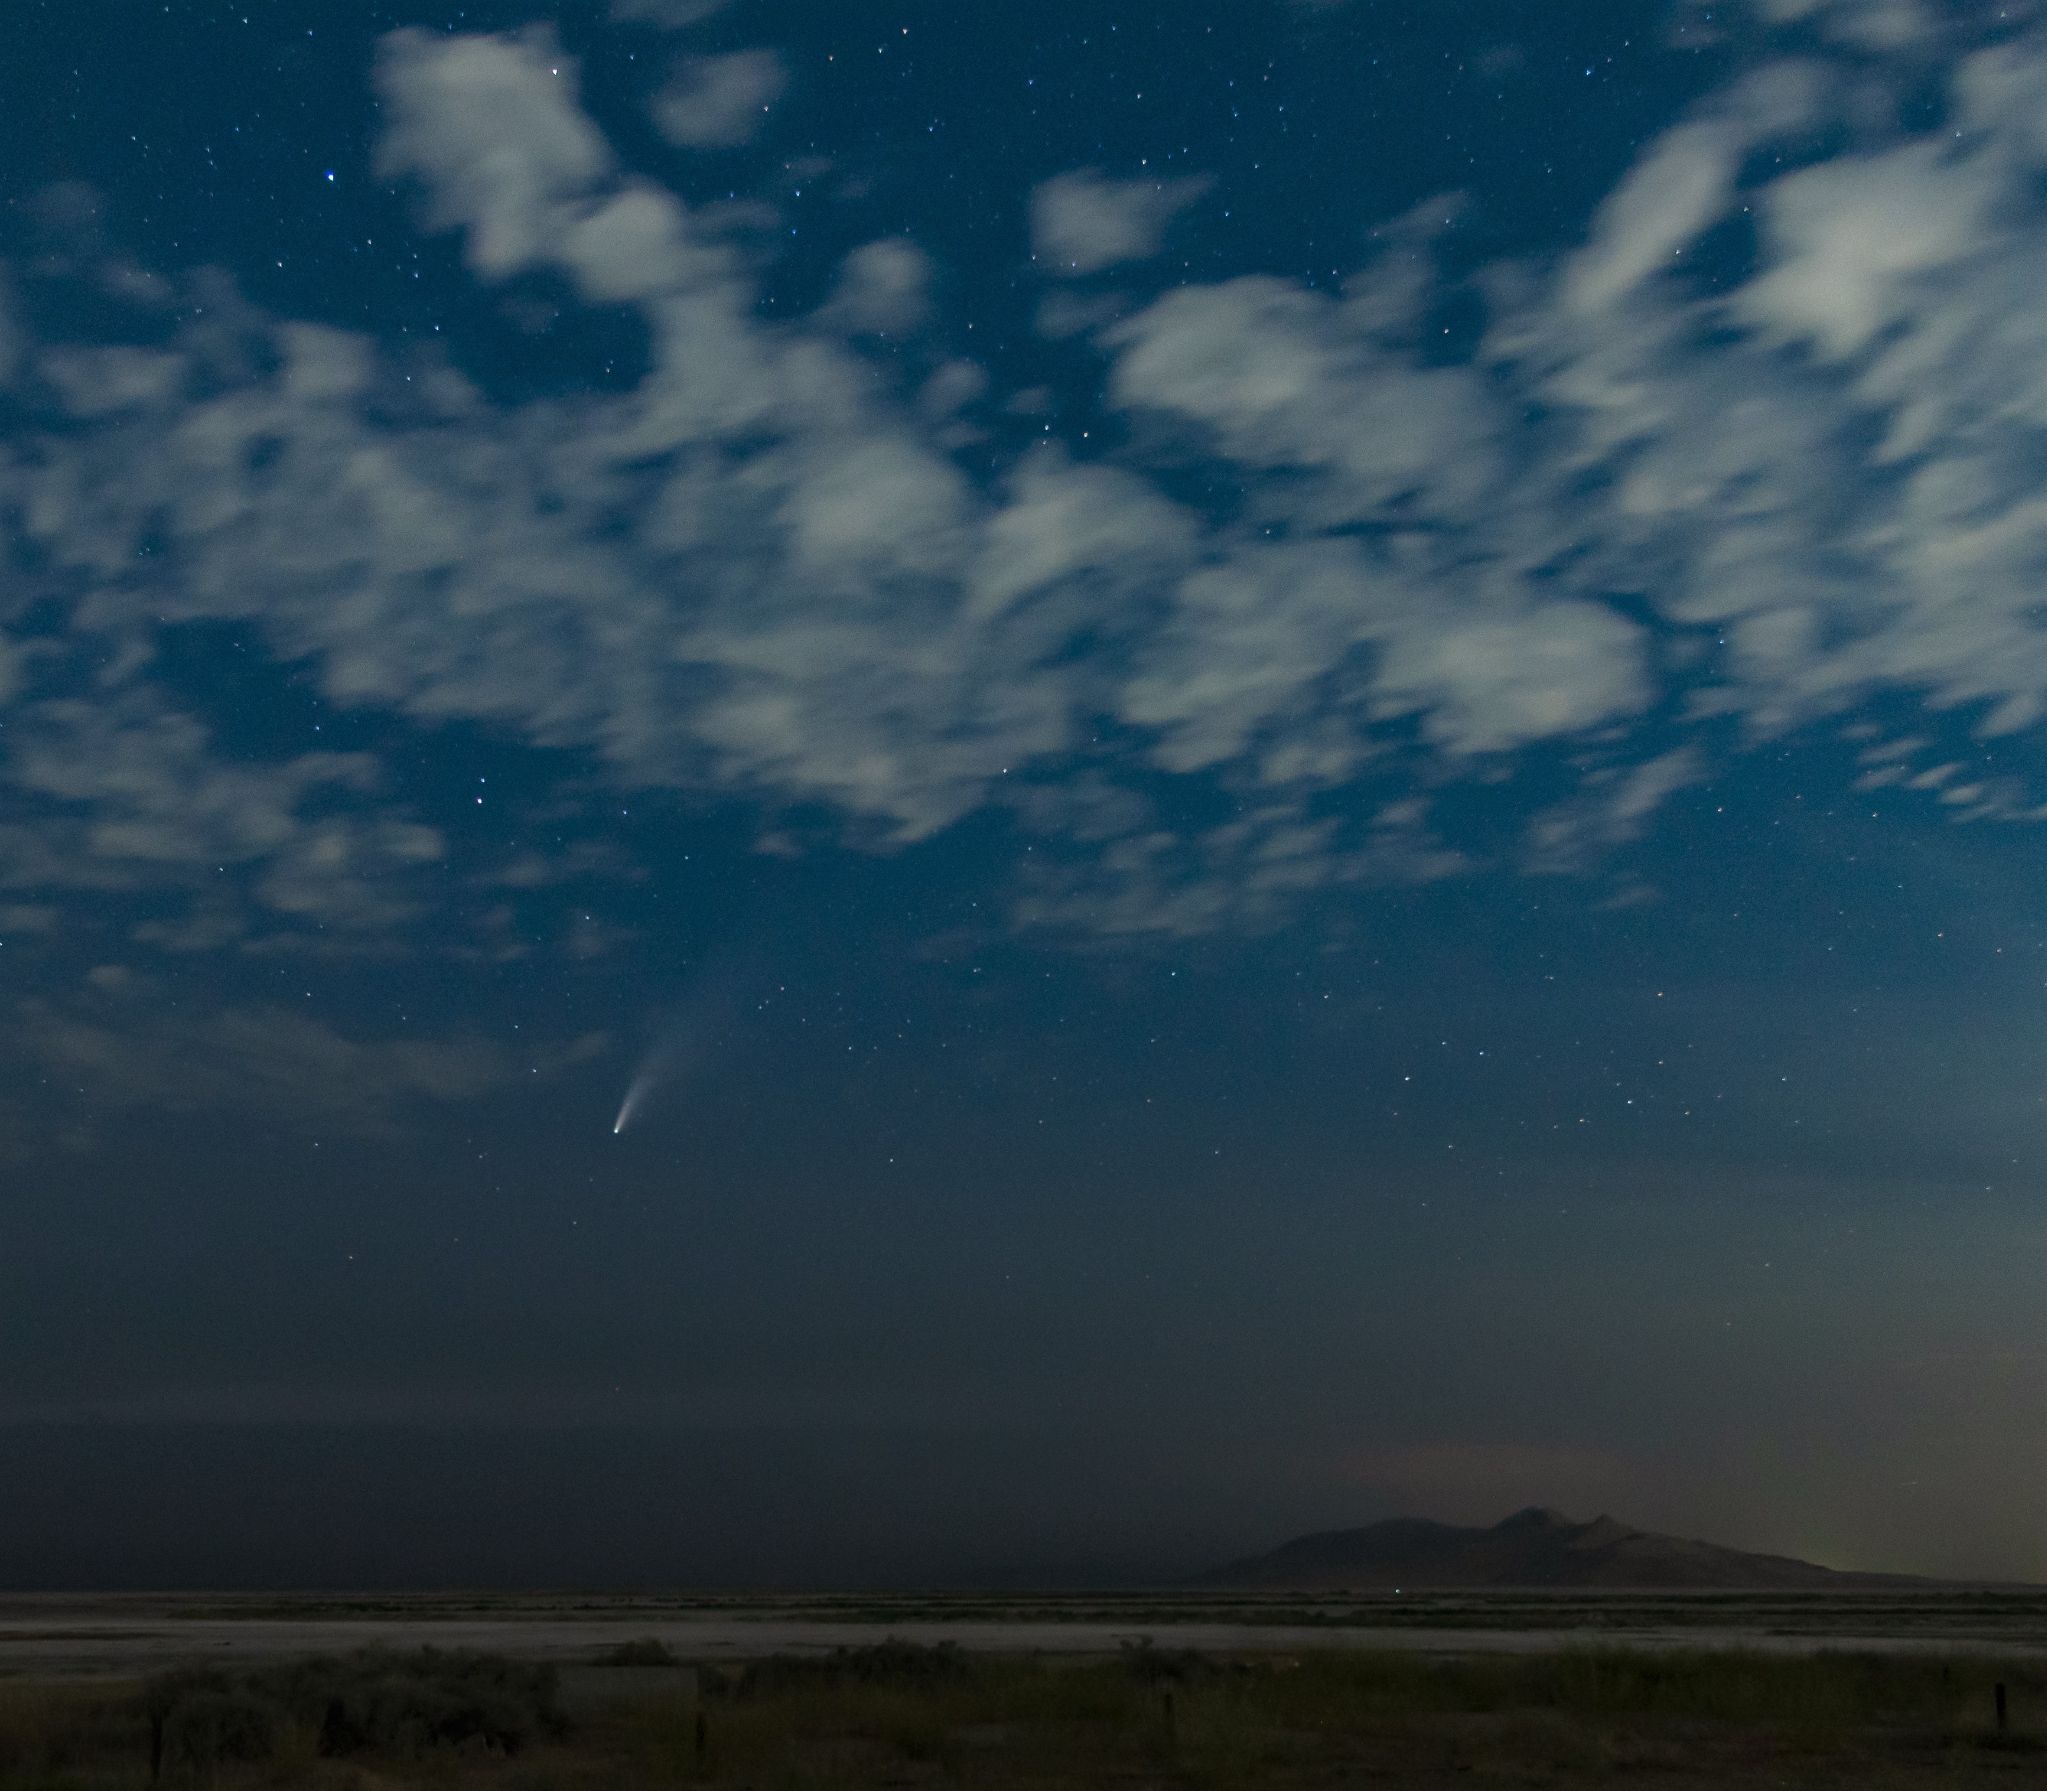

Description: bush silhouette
[144,1646,562,1775]
[156,1688,280,1779]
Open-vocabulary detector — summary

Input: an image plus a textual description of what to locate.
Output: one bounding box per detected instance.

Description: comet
[609,954,759,1137]
[611,1071,656,1136]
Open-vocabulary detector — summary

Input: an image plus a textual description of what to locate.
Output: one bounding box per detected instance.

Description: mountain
[1198,1507,1906,1591]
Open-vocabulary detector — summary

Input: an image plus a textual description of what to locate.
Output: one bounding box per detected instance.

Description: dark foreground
[2,1638,2044,1789]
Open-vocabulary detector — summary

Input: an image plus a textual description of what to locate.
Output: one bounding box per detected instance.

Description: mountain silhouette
[1198,1507,1912,1590]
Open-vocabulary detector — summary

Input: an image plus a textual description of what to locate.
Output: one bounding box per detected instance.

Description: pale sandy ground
[4,1595,2044,1675]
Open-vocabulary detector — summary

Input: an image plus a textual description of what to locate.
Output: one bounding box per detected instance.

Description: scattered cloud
[1749,0,1940,49]
[375,29,611,281]
[1736,142,1997,358]
[650,49,788,149]
[1014,798,1466,940]
[1525,748,1708,874]
[9,9,2047,985]
[1031,170,1211,277]
[819,238,934,336]
[1563,66,1822,317]
[1106,276,1500,522]
[0,687,443,944]
[9,994,606,1137]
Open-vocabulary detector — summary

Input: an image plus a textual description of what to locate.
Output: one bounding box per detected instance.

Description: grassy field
[1,1639,2043,1789]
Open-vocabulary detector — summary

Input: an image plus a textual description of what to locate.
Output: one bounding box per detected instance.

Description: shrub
[723,1641,974,1700]
[158,1689,281,1779]
[1119,1638,1214,1684]
[597,1637,681,1667]
[263,1647,563,1757]
[143,1645,564,1773]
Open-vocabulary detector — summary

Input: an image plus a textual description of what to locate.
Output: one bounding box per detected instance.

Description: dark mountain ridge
[1199,1507,1922,1591]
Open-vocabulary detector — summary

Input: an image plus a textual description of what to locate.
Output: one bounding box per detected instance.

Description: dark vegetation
[131,1649,563,1781]
[596,1639,682,1669]
[0,1639,2043,1787]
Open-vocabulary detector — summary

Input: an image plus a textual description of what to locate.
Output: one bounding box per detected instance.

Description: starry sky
[3,0,2046,1589]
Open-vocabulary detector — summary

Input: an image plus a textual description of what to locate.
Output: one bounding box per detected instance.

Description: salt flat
[3,1590,2043,1675]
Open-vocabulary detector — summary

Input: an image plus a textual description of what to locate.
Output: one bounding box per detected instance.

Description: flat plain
[1,1590,2045,1787]
[5,1586,2047,1674]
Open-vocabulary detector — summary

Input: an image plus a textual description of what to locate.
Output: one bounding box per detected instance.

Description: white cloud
[0,686,447,943]
[1735,142,1997,358]
[1013,798,1465,939]
[1525,747,1707,874]
[819,238,934,335]
[15,13,2047,967]
[1107,277,1500,522]
[1564,120,1749,315]
[1721,0,1944,43]
[777,432,973,580]
[561,183,719,301]
[1556,61,1835,317]
[1956,31,2047,161]
[1030,169,1210,275]
[967,452,1197,624]
[1119,542,1381,774]
[1371,605,1650,755]
[651,49,787,148]
[1116,529,1647,770]
[374,29,610,281]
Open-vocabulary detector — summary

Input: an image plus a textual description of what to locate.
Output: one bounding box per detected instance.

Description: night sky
[3,0,2045,1589]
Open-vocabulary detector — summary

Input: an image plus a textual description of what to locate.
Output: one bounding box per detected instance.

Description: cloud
[1563,67,1822,316]
[1677,0,1952,47]
[9,995,606,1137]
[1378,605,1652,755]
[1735,142,1998,357]
[1030,170,1211,275]
[819,238,934,336]
[651,50,787,149]
[13,11,2047,975]
[1117,542,1381,776]
[609,0,730,28]
[967,451,1197,624]
[1752,0,1940,48]
[375,30,611,281]
[1525,747,1708,874]
[0,270,18,387]
[0,686,443,942]
[1563,121,1748,316]
[1013,798,1466,939]
[1106,277,1500,522]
